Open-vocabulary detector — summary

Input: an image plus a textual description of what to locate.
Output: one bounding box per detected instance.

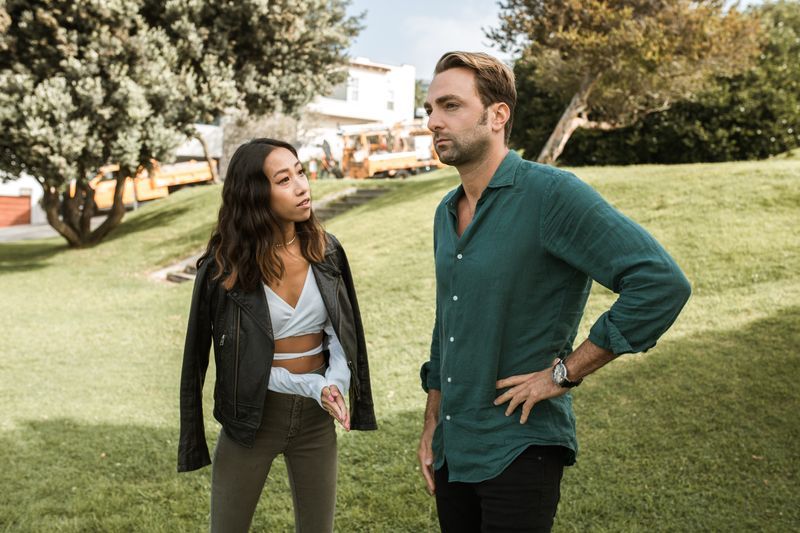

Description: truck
[69,159,216,210]
[334,121,446,179]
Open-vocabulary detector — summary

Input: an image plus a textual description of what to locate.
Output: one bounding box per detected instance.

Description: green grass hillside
[1,159,798,531]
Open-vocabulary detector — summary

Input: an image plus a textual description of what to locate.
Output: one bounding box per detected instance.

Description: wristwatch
[552,358,583,388]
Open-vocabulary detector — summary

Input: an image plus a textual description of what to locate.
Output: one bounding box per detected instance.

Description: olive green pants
[210,374,337,533]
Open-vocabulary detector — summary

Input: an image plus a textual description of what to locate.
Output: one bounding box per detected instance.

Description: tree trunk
[42,169,128,248]
[42,184,82,247]
[86,171,128,245]
[536,75,598,165]
[195,132,220,183]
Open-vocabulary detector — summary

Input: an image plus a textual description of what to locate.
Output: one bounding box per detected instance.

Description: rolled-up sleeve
[421,303,442,392]
[542,174,691,355]
[421,207,444,392]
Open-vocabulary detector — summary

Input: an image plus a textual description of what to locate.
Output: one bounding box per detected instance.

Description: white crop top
[264,266,328,346]
[263,266,351,406]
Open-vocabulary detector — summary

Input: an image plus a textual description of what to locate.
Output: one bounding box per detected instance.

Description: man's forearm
[564,339,617,381]
[424,389,441,428]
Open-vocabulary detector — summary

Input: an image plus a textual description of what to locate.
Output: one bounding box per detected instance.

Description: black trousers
[434,445,566,533]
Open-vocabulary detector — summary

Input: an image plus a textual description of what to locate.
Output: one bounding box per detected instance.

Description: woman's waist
[272,348,326,374]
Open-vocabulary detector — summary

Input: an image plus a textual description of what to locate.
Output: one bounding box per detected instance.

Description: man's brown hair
[434,51,516,145]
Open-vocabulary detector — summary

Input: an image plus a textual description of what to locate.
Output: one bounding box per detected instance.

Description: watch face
[553,362,567,384]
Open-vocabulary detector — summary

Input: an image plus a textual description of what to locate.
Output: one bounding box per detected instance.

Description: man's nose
[427,110,443,132]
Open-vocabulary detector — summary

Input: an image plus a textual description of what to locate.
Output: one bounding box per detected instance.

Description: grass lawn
[1,159,798,531]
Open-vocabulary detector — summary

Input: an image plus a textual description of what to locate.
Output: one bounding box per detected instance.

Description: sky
[345,0,510,81]
[345,0,764,82]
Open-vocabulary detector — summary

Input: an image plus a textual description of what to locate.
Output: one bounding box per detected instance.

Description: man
[417,51,691,532]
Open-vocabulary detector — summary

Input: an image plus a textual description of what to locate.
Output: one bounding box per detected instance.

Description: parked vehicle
[69,159,216,210]
[312,121,444,179]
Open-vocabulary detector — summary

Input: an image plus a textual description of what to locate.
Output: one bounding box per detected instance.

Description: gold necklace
[275,234,297,247]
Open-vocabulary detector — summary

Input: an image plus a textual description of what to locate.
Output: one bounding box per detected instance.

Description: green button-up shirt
[421,151,691,483]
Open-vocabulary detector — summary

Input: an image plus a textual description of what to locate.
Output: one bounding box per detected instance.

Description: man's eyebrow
[435,94,463,105]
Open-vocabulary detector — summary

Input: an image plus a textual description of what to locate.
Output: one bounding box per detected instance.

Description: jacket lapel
[228,286,274,340]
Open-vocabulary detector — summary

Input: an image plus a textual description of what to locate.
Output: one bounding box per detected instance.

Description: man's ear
[492,103,510,134]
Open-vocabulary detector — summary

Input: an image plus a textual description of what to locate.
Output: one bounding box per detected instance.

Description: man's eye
[446,103,459,110]
[424,108,432,116]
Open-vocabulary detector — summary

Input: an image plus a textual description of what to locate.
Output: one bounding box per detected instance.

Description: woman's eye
[279,177,289,184]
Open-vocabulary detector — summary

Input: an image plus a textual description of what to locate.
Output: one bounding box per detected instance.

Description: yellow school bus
[70,160,215,209]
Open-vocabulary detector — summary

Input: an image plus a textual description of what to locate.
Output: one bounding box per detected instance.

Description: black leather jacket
[178,233,376,472]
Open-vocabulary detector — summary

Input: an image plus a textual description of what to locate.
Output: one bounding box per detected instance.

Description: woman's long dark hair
[199,138,327,291]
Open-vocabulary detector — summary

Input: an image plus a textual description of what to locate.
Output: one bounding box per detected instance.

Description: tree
[0,0,204,247]
[0,0,360,247]
[415,79,429,110]
[142,0,362,182]
[511,1,800,165]
[488,0,762,164]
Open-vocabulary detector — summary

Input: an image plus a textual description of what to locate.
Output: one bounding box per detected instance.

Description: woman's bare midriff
[272,331,325,374]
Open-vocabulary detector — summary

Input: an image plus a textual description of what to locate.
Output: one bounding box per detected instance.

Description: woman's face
[263,147,312,225]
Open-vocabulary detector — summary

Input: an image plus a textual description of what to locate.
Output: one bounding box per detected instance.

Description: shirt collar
[486,150,522,189]
[444,150,522,212]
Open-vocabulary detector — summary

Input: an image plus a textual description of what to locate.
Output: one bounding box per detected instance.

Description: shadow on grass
[103,204,194,243]
[0,240,67,273]
[563,305,800,531]
[0,410,436,532]
[2,307,797,531]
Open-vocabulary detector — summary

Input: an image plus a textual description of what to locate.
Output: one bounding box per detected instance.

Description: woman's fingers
[321,386,334,403]
[321,385,350,430]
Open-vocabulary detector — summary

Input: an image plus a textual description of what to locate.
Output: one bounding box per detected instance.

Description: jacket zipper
[234,306,241,418]
[334,275,361,401]
[347,360,361,400]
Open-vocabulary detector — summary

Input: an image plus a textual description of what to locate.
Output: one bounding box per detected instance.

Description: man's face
[424,67,492,167]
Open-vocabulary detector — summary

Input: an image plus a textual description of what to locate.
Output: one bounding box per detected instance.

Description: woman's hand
[321,384,350,431]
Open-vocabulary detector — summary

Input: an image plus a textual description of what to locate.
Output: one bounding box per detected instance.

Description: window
[328,82,347,101]
[348,77,359,101]
[386,88,394,110]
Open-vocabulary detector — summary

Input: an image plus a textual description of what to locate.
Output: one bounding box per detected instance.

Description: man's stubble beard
[435,108,491,167]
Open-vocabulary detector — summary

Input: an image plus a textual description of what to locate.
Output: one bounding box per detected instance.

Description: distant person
[417,51,691,532]
[178,138,376,532]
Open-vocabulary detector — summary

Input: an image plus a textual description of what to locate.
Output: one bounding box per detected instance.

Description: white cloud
[405,9,510,80]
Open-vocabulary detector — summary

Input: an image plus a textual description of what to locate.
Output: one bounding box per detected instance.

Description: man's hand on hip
[493,358,566,424]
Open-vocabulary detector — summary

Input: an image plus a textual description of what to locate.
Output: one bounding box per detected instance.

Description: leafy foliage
[511,1,800,165]
[489,0,761,163]
[0,0,360,246]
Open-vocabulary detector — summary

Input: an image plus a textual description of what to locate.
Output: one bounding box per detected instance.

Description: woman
[178,138,377,532]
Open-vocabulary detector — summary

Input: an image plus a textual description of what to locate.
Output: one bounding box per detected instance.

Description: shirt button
[449,336,454,342]
[457,253,463,260]
[452,295,458,301]
[447,377,452,383]
[445,415,451,421]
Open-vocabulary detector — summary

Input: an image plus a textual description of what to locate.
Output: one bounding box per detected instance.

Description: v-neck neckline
[266,266,312,311]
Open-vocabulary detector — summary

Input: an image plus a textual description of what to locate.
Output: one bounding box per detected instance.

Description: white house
[296,57,416,161]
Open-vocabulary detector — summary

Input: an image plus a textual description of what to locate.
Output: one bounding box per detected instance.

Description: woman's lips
[297,198,311,209]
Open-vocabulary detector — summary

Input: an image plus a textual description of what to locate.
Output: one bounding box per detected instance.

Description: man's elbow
[670,269,692,311]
